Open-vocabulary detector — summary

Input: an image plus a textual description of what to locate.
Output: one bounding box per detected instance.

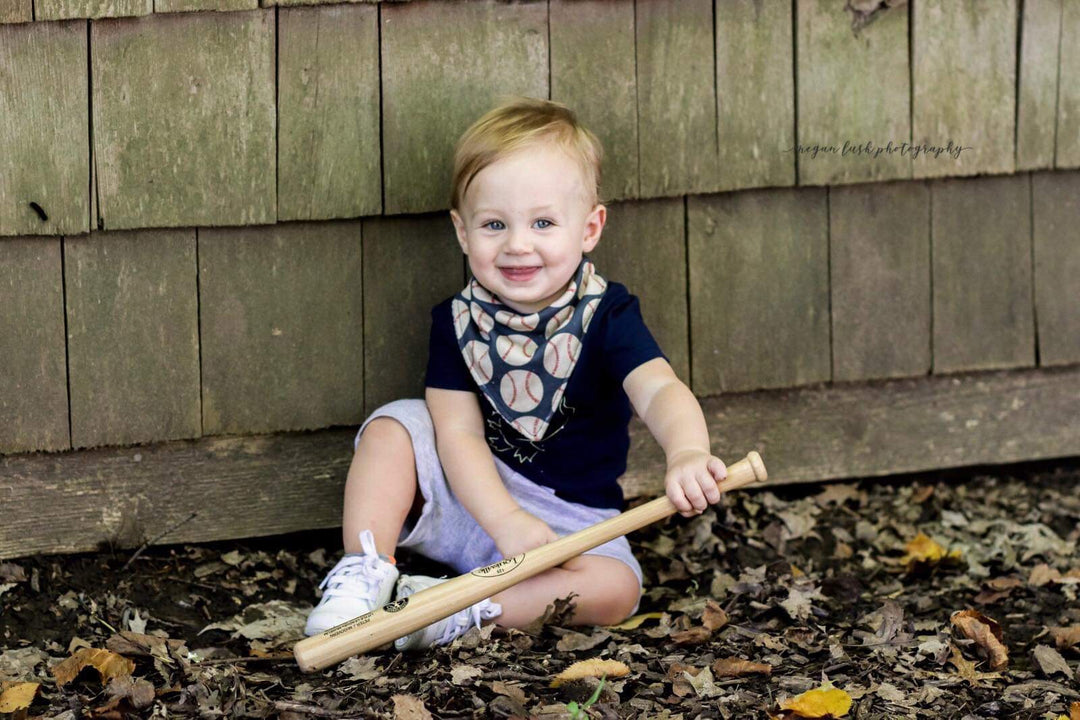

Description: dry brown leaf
[779,682,852,718]
[0,682,40,713]
[950,610,1008,670]
[50,648,135,687]
[605,612,663,630]
[549,658,630,688]
[391,693,433,720]
[1050,625,1080,650]
[671,625,712,646]
[711,657,772,678]
[703,599,729,630]
[1071,701,1080,720]
[947,643,1002,682]
[1032,645,1072,678]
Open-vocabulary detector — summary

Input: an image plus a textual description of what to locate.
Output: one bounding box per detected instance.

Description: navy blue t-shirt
[424,280,667,510]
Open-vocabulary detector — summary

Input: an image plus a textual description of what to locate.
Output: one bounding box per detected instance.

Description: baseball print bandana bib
[451,257,608,442]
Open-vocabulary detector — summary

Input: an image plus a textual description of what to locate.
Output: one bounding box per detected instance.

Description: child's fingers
[681,477,708,512]
[707,457,728,482]
[700,472,722,504]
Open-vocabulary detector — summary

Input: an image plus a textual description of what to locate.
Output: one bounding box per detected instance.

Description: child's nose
[504,229,534,253]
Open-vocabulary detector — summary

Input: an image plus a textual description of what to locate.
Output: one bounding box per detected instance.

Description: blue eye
[535,219,553,229]
[483,220,505,231]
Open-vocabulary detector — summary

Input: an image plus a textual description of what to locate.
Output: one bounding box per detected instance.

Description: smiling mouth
[500,266,540,281]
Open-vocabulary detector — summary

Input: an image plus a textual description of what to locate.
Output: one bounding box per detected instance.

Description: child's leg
[490,555,641,628]
[341,416,422,556]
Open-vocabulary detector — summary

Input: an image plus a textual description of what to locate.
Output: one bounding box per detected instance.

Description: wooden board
[361,214,463,415]
[65,229,200,449]
[0,20,89,236]
[199,221,365,435]
[1017,0,1063,171]
[587,197,689,384]
[91,10,275,230]
[0,237,69,454]
[796,0,911,185]
[549,0,638,202]
[715,0,794,191]
[278,3,381,221]
[6,363,1080,559]
[155,0,257,13]
[1032,170,1080,365]
[1058,0,1080,168]
[0,0,31,24]
[635,0,718,197]
[912,0,1017,178]
[830,181,931,382]
[931,174,1035,373]
[380,0,548,215]
[687,187,830,394]
[36,0,148,20]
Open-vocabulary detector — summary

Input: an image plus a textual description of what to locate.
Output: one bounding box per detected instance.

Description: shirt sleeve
[600,285,668,384]
[424,300,475,391]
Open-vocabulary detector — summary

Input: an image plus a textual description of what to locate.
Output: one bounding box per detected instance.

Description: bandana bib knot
[451,258,608,441]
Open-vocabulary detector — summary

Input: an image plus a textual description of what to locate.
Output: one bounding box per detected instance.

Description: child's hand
[489,507,559,559]
[665,450,727,518]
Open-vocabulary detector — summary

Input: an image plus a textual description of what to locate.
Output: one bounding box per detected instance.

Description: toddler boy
[305,97,728,649]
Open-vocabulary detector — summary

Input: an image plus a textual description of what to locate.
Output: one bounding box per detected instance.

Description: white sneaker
[392,574,502,651]
[304,529,399,636]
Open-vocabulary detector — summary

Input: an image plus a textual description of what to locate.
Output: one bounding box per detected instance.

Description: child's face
[450,142,605,315]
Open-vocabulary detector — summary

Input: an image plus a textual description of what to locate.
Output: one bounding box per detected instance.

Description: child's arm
[623,357,728,517]
[425,386,559,556]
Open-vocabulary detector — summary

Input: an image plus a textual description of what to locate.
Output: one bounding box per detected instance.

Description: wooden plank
[1032,170,1080,365]
[830,181,931,382]
[587,197,689,384]
[199,221,365,435]
[6,363,1080,559]
[91,10,275,230]
[0,429,356,559]
[1058,0,1080,168]
[0,20,89,236]
[549,0,638,202]
[912,0,1017,178]
[361,214,462,415]
[687,187,830,394]
[0,0,32,24]
[715,0,794,191]
[36,0,148,21]
[380,0,548,215]
[65,229,200,449]
[155,0,257,13]
[796,0,911,185]
[636,0,718,197]
[931,174,1035,373]
[1017,0,1063,171]
[261,0,378,7]
[0,238,69,454]
[278,4,381,221]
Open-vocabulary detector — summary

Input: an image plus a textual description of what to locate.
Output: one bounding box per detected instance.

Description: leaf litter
[1,460,1078,718]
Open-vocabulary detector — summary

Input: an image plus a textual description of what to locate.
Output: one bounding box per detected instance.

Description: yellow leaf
[900,532,960,568]
[1071,700,1080,720]
[50,647,135,687]
[0,682,40,713]
[549,658,630,688]
[780,682,852,718]
[605,612,664,630]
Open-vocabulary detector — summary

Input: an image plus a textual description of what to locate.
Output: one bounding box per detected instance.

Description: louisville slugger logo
[382,598,408,613]
[471,554,525,577]
[324,611,374,637]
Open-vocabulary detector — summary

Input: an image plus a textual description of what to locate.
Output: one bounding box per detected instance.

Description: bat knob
[747,451,768,483]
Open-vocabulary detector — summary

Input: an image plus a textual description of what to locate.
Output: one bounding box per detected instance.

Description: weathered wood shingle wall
[2,0,1079,557]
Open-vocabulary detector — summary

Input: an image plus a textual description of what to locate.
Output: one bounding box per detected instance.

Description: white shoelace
[435,599,501,646]
[318,530,393,603]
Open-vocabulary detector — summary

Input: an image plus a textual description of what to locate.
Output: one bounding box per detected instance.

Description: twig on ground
[121,512,199,573]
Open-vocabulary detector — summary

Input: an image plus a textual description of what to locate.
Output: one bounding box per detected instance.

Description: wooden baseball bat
[294,451,767,672]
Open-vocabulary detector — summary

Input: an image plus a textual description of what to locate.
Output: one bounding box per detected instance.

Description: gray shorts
[354,398,643,607]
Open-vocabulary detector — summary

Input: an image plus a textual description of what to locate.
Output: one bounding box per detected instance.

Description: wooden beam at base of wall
[2,364,1079,559]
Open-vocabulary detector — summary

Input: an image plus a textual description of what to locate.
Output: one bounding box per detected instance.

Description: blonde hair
[450,96,603,212]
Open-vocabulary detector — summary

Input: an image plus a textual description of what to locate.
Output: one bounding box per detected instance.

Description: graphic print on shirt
[485,388,578,464]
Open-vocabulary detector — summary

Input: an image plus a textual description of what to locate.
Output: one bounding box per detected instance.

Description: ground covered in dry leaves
[2,460,1079,719]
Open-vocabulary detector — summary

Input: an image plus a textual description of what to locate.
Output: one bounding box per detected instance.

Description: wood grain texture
[0,20,89,236]
[36,0,148,20]
[912,0,1017,178]
[931,174,1035,373]
[380,0,548,215]
[278,4,381,221]
[1032,170,1080,365]
[687,187,830,394]
[830,181,931,382]
[261,0,379,7]
[91,10,276,230]
[361,214,463,415]
[1058,0,1080,167]
[0,428,356,559]
[0,0,31,24]
[155,0,257,13]
[587,197,689,384]
[636,0,718,197]
[1017,0,1063,171]
[715,0,795,191]
[0,238,69,454]
[550,0,638,202]
[199,221,365,435]
[796,0,911,185]
[65,229,200,449]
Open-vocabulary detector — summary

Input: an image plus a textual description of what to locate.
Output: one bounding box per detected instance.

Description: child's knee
[575,556,641,626]
[358,416,413,453]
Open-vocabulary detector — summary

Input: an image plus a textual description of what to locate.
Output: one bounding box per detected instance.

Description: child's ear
[450,209,469,255]
[582,203,606,253]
